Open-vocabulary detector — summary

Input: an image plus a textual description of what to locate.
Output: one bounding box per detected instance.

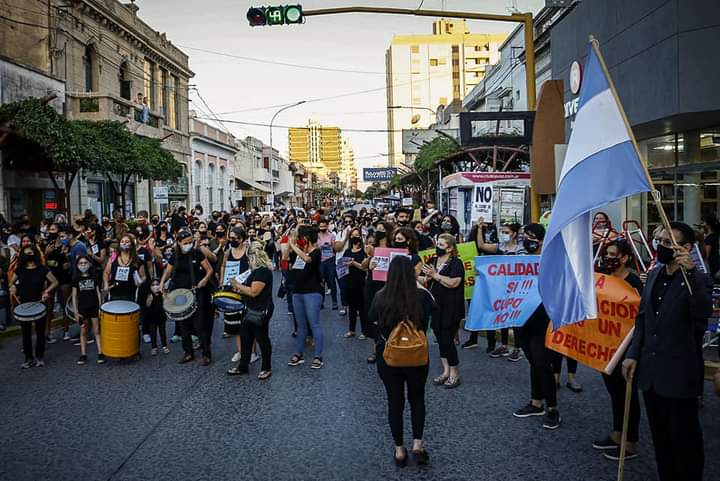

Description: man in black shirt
[623,222,712,481]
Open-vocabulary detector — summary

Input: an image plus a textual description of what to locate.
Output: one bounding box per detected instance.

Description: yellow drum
[100,300,140,359]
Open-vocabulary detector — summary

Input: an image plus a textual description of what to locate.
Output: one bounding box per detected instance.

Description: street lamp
[269,100,306,208]
[388,104,439,122]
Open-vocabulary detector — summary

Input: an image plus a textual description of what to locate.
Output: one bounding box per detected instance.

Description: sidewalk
[0,317,65,340]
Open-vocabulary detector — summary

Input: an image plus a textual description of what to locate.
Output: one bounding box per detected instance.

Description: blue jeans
[320,259,338,305]
[293,292,323,358]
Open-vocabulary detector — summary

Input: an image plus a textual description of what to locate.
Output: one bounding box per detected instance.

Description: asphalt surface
[1,272,718,481]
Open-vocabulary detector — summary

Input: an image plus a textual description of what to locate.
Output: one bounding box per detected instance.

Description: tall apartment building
[340,137,358,193]
[288,118,341,179]
[386,20,505,167]
[0,0,192,220]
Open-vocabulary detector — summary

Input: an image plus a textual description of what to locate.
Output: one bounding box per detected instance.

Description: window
[171,75,180,130]
[119,61,131,100]
[429,58,438,67]
[83,45,95,92]
[143,58,156,110]
[411,97,422,106]
[218,166,225,211]
[193,161,203,204]
[160,68,169,119]
[410,45,419,54]
[207,163,215,212]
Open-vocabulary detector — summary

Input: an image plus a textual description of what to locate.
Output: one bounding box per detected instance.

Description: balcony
[165,176,189,197]
[66,92,164,139]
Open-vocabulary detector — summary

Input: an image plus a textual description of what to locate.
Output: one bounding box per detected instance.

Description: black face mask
[435,247,446,257]
[215,232,225,238]
[350,237,361,245]
[656,243,675,264]
[398,220,408,226]
[48,233,58,241]
[229,240,240,248]
[394,241,408,249]
[603,256,621,272]
[523,239,540,253]
[375,231,386,241]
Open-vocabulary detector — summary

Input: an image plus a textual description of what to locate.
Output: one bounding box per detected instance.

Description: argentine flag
[539,42,652,330]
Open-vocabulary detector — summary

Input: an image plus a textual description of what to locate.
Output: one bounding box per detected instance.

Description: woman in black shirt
[369,255,436,467]
[287,225,325,369]
[10,245,59,368]
[220,227,251,362]
[228,242,274,380]
[103,235,145,302]
[593,239,643,459]
[72,255,104,365]
[160,229,214,365]
[421,233,465,389]
[44,225,72,341]
[362,221,392,362]
[342,227,367,340]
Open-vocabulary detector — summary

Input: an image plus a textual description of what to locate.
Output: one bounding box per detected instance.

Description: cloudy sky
[136,0,544,186]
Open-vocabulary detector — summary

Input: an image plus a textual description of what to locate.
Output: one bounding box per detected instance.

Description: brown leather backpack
[383,320,429,368]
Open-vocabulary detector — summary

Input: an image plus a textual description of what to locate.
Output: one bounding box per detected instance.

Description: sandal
[344,331,355,338]
[367,353,377,364]
[258,371,272,380]
[287,354,304,367]
[444,376,462,389]
[432,374,449,386]
[227,366,248,376]
[311,357,324,369]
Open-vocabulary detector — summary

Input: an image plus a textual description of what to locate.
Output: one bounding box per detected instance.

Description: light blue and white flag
[539,42,652,330]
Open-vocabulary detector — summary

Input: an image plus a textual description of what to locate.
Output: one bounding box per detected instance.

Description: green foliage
[414,137,457,173]
[363,183,384,200]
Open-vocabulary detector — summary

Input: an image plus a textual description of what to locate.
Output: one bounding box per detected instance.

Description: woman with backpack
[369,255,437,467]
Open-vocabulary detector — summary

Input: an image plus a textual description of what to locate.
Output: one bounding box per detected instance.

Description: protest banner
[371,247,409,282]
[336,256,351,279]
[222,260,241,286]
[545,273,640,374]
[418,242,478,299]
[465,255,542,331]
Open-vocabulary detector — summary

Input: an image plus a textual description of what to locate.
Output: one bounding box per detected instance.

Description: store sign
[363,168,397,182]
[153,186,169,201]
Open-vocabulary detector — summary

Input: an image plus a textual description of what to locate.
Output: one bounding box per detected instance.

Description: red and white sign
[570,60,583,95]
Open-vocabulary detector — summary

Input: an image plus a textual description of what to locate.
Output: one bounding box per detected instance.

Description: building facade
[0,0,192,220]
[231,135,293,210]
[340,137,358,194]
[288,118,342,179]
[190,118,236,213]
[386,20,506,167]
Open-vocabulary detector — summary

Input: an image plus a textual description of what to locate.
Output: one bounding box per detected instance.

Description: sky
[135,0,544,188]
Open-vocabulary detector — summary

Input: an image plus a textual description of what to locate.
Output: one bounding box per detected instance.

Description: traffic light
[246,5,303,27]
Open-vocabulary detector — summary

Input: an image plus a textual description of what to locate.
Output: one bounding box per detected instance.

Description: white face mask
[651,239,659,251]
[78,264,91,273]
[499,233,511,243]
[181,243,192,254]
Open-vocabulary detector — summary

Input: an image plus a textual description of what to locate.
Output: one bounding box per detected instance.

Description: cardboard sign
[223,261,241,286]
[465,255,542,331]
[418,242,479,299]
[471,183,494,221]
[336,256,352,279]
[545,273,640,374]
[371,248,409,282]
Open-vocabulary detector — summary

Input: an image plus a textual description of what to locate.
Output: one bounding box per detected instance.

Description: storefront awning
[235,177,271,193]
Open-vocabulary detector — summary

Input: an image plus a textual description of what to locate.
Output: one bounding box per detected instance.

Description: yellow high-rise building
[386,20,506,166]
[288,118,342,178]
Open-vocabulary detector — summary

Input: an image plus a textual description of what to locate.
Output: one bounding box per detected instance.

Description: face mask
[523,239,540,253]
[603,256,621,272]
[398,220,408,226]
[394,241,408,249]
[229,240,240,248]
[120,244,130,252]
[48,233,58,241]
[375,231,386,241]
[319,228,327,232]
[216,232,225,238]
[60,239,70,247]
[350,236,361,245]
[78,264,91,273]
[102,220,110,226]
[441,223,452,231]
[651,239,659,251]
[499,233,511,243]
[181,243,192,254]
[150,285,161,294]
[655,243,674,264]
[436,247,446,257]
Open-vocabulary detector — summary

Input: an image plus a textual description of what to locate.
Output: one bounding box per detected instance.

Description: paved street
[1,273,718,481]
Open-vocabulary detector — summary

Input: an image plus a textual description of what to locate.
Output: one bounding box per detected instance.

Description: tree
[412,136,457,200]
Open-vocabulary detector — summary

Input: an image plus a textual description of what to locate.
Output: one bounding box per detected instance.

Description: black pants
[377,357,429,446]
[643,388,703,481]
[549,351,578,376]
[21,318,46,362]
[148,318,168,349]
[347,286,366,333]
[180,290,212,358]
[434,324,459,366]
[519,329,556,407]
[601,365,640,442]
[238,310,273,372]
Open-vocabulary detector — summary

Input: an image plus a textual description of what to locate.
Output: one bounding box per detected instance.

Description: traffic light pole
[301,6,539,219]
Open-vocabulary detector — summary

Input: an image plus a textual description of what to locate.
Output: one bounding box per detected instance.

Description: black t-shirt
[110,259,139,301]
[624,272,644,296]
[46,246,71,285]
[417,234,434,251]
[289,248,322,294]
[15,266,49,303]
[343,248,367,289]
[428,256,465,327]
[244,266,273,311]
[74,275,100,311]
[169,250,206,290]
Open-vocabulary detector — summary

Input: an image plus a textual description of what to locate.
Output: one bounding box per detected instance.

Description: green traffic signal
[246,4,303,26]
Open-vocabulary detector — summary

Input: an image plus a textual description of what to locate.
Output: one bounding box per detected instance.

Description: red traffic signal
[247,7,266,27]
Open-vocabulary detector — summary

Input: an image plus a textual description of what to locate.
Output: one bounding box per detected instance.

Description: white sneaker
[339,308,347,315]
[231,352,241,363]
[63,331,70,341]
[250,353,260,364]
[143,334,151,344]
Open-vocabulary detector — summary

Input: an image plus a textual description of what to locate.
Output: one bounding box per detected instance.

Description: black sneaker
[332,304,338,310]
[513,403,545,418]
[592,437,619,450]
[77,355,88,365]
[96,354,106,364]
[461,339,479,350]
[485,344,496,354]
[603,447,638,461]
[543,409,561,430]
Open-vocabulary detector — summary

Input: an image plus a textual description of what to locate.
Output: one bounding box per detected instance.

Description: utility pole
[269,100,305,208]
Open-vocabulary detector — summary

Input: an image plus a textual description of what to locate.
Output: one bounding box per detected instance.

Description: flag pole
[588,36,692,295]
[616,376,633,481]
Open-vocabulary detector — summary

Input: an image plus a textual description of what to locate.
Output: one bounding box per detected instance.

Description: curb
[0,317,65,340]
